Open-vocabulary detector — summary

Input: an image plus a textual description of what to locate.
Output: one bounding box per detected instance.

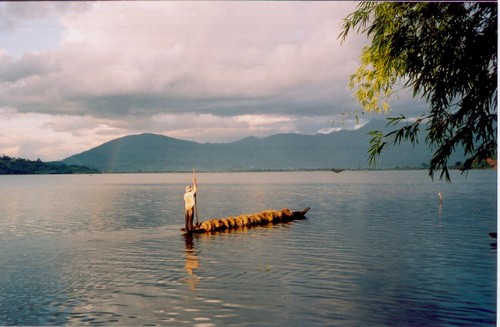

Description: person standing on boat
[184,174,197,233]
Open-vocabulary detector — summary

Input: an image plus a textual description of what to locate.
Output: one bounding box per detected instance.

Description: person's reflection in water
[184,234,200,290]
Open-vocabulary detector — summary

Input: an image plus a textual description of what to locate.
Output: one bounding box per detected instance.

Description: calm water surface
[0,171,496,326]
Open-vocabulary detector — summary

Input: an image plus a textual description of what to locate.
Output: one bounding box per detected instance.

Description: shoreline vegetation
[0,155,100,175]
[0,155,494,175]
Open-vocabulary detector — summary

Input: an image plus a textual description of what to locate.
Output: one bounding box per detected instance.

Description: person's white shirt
[184,185,196,210]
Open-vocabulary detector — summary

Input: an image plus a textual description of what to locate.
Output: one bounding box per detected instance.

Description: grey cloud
[73,92,335,120]
[0,2,90,33]
[2,2,91,21]
[0,53,59,82]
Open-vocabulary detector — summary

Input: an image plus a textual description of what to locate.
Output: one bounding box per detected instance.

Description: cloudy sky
[0,1,425,161]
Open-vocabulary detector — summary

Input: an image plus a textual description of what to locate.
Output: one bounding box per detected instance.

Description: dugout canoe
[182,207,310,234]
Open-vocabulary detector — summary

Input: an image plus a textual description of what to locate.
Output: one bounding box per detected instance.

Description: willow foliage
[340,2,497,181]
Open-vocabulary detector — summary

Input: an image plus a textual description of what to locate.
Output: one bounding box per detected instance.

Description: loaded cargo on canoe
[182,207,310,234]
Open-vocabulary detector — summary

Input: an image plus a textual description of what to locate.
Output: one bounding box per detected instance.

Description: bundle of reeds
[190,207,309,234]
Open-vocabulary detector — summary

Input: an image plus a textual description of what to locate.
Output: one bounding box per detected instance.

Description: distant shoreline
[1,153,495,175]
[34,166,492,175]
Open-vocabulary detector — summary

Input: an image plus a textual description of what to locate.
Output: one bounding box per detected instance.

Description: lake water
[0,170,496,326]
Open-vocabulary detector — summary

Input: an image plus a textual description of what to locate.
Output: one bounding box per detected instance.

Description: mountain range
[62,120,463,173]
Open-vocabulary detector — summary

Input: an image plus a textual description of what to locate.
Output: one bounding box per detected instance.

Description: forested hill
[0,155,100,175]
[62,120,466,173]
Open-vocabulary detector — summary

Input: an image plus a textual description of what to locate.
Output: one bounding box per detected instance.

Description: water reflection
[183,234,200,290]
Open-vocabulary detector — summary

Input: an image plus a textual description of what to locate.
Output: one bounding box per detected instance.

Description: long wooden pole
[193,169,199,225]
